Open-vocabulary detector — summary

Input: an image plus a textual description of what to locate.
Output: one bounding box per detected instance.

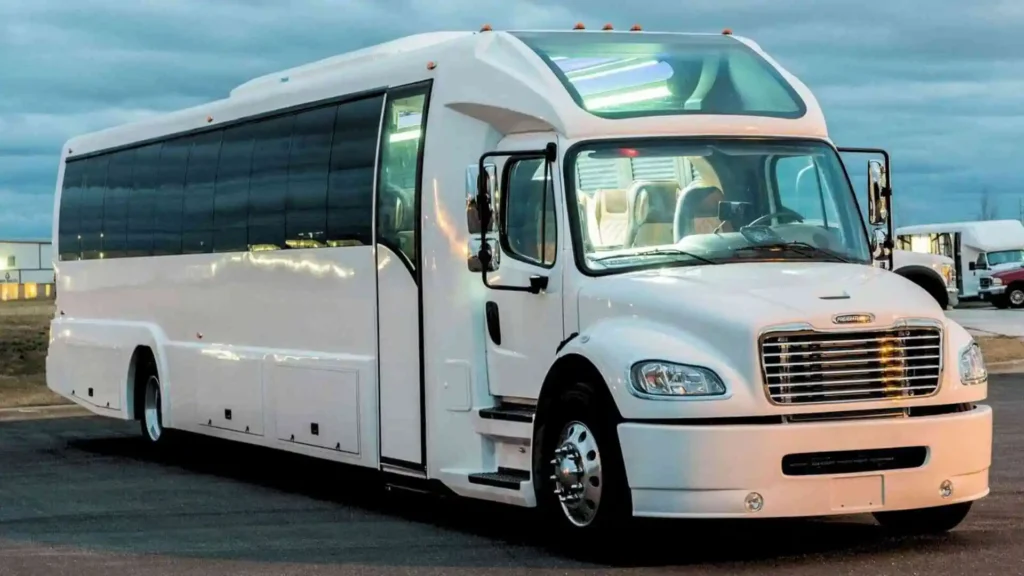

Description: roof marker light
[427,61,437,70]
[722,28,733,35]
[206,116,213,123]
[573,22,585,30]
[602,24,614,31]
[480,24,492,32]
[630,24,643,31]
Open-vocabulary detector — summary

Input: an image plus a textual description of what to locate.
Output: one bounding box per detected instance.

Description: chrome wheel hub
[549,421,603,527]
[1011,289,1024,306]
[144,375,162,442]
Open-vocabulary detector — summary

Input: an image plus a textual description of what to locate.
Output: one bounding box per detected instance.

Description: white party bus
[47,26,992,538]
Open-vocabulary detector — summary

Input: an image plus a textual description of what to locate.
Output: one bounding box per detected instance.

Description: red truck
[990,266,1024,309]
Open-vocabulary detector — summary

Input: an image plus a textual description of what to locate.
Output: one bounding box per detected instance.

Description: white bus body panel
[46,29,992,519]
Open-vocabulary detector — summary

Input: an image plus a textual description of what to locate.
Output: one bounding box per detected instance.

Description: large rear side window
[510,31,806,120]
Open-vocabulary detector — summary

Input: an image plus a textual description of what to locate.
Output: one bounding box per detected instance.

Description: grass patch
[0,301,67,409]
[976,335,1024,365]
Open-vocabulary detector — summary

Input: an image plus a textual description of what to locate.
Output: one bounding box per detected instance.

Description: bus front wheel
[535,379,630,542]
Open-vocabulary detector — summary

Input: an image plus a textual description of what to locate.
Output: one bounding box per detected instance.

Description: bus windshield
[987,249,1024,267]
[566,138,872,272]
[510,31,805,120]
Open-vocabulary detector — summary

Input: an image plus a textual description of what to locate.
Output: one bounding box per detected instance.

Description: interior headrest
[633,181,680,225]
[596,189,628,213]
[681,185,725,217]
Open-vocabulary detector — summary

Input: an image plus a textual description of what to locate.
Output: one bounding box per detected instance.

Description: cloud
[0,0,1022,238]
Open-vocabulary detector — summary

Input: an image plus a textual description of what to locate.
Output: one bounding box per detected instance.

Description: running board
[474,404,535,442]
[478,405,535,423]
[468,467,531,490]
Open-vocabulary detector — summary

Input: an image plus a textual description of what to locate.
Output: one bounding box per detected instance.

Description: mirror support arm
[838,146,894,271]
[477,143,558,294]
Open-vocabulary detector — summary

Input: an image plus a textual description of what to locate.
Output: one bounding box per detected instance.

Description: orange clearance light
[630,24,643,31]
[427,61,437,70]
[602,23,614,31]
[722,28,733,35]
[480,24,492,32]
[573,22,585,30]
[206,115,213,123]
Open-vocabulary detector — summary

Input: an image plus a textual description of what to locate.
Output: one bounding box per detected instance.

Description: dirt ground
[0,301,1021,409]
[0,300,67,408]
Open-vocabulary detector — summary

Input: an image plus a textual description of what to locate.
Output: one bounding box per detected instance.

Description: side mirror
[870,227,890,260]
[466,163,500,272]
[867,159,889,226]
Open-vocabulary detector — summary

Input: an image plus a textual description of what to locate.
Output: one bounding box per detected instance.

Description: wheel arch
[127,345,158,421]
[894,264,949,308]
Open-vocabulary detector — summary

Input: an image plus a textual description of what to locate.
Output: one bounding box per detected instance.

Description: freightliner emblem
[832,313,875,325]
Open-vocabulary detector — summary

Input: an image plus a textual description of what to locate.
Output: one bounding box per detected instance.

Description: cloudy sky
[2,0,1022,240]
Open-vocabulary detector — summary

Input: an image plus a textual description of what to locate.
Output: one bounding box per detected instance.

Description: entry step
[468,468,531,490]
[478,405,535,423]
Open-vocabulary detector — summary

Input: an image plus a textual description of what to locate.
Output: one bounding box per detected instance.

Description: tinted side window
[328,95,382,247]
[214,124,254,253]
[153,138,189,256]
[80,155,109,260]
[248,116,293,250]
[377,88,428,267]
[502,158,556,266]
[182,131,222,254]
[126,143,161,257]
[59,161,86,261]
[102,149,135,258]
[287,106,336,247]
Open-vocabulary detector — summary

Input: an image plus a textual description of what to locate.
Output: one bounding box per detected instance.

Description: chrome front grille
[760,326,943,405]
[980,277,992,289]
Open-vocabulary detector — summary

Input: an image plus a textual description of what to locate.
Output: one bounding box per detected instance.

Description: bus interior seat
[588,188,630,248]
[627,180,680,247]
[674,183,731,238]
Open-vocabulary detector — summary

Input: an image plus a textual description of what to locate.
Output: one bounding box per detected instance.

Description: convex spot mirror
[870,228,890,260]
[466,163,500,272]
[867,159,889,226]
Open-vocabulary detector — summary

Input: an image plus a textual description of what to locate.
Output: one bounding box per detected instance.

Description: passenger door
[375,82,431,473]
[474,135,565,400]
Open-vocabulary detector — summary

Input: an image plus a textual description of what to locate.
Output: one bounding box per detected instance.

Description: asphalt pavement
[1,377,1022,575]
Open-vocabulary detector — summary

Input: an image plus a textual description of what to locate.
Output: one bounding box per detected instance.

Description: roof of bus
[61,29,829,160]
[897,219,1024,252]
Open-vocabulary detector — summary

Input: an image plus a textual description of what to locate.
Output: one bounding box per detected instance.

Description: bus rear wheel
[872,501,973,535]
[536,380,630,542]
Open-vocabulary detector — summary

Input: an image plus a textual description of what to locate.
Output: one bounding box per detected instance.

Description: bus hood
[576,262,945,348]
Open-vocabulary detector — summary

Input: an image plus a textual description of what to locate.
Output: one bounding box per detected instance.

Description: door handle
[528,275,548,294]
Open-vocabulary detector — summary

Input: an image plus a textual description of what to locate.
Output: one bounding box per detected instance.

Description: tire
[138,363,170,446]
[534,379,630,543]
[1007,283,1024,309]
[872,501,973,535]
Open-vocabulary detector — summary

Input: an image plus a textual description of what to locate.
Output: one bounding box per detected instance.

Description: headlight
[629,361,727,398]
[939,264,955,286]
[958,342,988,385]
[991,277,1004,286]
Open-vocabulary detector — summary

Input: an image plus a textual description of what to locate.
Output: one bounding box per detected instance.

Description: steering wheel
[745,207,805,228]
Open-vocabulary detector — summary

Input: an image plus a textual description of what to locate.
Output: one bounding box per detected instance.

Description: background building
[0,240,55,301]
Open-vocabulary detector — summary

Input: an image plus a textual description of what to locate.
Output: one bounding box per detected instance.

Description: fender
[893,264,947,289]
[550,316,761,421]
[48,318,173,424]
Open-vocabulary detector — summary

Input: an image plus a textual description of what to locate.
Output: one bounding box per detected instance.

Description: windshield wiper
[591,247,718,265]
[736,242,851,263]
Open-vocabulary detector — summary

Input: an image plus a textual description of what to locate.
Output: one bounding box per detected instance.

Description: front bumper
[947,286,960,308]
[618,404,992,518]
[980,286,1006,301]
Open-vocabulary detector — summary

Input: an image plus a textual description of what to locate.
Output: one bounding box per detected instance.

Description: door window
[377,86,429,269]
[501,158,556,267]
